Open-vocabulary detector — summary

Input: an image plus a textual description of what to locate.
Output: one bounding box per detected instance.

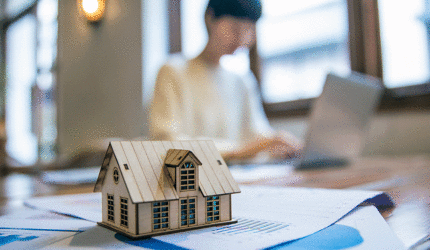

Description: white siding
[138,203,152,234]
[220,195,231,222]
[101,156,137,235]
[170,200,179,230]
[197,192,206,226]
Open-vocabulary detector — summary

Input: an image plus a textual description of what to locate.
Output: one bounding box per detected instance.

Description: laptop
[294,72,383,169]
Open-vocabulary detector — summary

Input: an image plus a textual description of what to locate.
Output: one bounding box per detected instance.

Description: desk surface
[1,156,429,247]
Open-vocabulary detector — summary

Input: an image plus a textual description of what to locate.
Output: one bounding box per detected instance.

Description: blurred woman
[149,0,301,162]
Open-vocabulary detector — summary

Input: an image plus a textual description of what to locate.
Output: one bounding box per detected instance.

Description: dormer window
[180,162,195,191]
[164,149,201,192]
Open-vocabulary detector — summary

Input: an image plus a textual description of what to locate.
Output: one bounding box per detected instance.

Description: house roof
[164,149,202,167]
[94,140,241,203]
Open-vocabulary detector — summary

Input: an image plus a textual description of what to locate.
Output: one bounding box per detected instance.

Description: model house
[93,140,241,238]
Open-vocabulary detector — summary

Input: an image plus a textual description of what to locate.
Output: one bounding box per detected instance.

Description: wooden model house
[94,140,241,238]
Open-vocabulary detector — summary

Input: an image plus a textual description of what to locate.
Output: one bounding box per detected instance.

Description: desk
[1,156,429,247]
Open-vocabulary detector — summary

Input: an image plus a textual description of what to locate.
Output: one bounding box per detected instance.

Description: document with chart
[155,185,395,249]
[24,185,394,249]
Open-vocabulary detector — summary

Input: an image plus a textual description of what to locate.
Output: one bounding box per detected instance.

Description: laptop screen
[297,72,383,168]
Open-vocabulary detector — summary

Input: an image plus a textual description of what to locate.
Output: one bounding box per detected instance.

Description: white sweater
[149,55,273,151]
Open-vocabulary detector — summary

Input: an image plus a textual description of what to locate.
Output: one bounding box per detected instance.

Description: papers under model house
[93,140,241,239]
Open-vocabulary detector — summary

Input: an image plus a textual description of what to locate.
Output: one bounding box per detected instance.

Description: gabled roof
[164,149,202,167]
[94,140,241,203]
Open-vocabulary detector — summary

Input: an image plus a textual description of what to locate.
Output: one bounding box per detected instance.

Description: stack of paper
[0,209,95,249]
[0,185,405,249]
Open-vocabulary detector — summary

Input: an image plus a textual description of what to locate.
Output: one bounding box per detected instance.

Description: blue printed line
[0,234,39,247]
[0,227,83,232]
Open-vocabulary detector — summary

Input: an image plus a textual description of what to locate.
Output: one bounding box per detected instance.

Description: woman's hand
[223,132,302,162]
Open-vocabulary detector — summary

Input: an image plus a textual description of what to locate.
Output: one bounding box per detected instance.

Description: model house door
[180,197,196,227]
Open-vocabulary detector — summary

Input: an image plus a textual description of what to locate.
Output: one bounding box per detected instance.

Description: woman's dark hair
[206,0,262,22]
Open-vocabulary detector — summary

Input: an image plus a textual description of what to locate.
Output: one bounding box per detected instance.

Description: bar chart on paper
[24,185,396,249]
[157,217,294,249]
[211,218,290,235]
[0,229,77,249]
[0,230,39,246]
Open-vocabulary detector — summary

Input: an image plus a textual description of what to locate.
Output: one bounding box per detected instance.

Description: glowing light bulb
[82,0,99,14]
[80,0,105,22]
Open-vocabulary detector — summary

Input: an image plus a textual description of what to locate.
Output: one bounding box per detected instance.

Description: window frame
[107,194,114,222]
[120,197,128,228]
[206,196,220,223]
[170,0,430,118]
[113,167,119,184]
[0,0,59,167]
[180,161,196,191]
[179,197,197,227]
[260,0,430,117]
[152,201,170,231]
[0,1,38,166]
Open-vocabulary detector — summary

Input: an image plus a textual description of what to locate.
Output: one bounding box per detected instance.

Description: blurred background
[0,0,430,171]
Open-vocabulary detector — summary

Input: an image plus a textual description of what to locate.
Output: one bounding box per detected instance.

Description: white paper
[265,206,405,250]
[43,226,149,250]
[154,186,392,249]
[24,186,393,249]
[233,186,389,239]
[158,206,405,250]
[0,209,95,232]
[229,164,292,183]
[41,166,100,185]
[44,206,403,250]
[25,193,102,222]
[336,206,405,250]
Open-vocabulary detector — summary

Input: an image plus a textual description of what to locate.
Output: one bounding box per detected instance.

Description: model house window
[113,168,119,184]
[107,194,114,222]
[153,201,169,231]
[180,197,196,227]
[180,162,195,191]
[206,196,220,223]
[120,197,128,227]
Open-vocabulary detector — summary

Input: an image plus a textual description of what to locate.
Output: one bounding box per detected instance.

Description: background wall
[57,0,168,157]
[57,0,144,156]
